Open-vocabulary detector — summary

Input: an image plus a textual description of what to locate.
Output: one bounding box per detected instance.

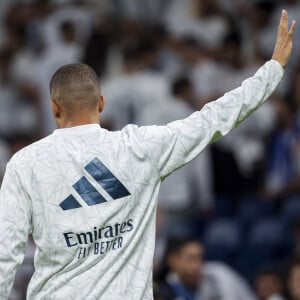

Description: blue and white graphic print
[60,158,131,210]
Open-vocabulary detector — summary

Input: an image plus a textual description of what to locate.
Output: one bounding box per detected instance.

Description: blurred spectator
[82,19,112,77]
[264,97,300,201]
[154,236,257,300]
[165,0,231,49]
[41,0,94,47]
[154,236,208,300]
[287,258,300,300]
[102,36,170,130]
[105,0,172,23]
[189,37,221,103]
[202,262,257,300]
[254,268,285,300]
[246,0,277,59]
[0,48,39,138]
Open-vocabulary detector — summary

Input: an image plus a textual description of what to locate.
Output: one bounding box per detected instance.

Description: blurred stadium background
[2,0,300,299]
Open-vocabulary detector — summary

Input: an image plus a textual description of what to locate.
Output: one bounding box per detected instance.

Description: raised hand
[272,9,296,68]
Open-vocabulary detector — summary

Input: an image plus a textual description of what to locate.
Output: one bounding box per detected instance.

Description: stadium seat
[238,196,276,223]
[203,219,241,265]
[248,218,283,246]
[237,218,284,280]
[281,196,300,229]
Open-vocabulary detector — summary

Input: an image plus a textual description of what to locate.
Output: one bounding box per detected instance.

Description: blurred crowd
[2,0,300,299]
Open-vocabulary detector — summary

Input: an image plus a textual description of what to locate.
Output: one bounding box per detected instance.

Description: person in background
[154,236,257,300]
[154,236,210,300]
[255,268,285,300]
[264,97,300,201]
[287,258,300,300]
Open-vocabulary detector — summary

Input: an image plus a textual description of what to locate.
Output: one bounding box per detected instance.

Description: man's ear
[99,95,105,113]
[50,99,60,118]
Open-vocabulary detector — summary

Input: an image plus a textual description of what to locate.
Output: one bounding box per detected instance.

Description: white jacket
[0,60,283,299]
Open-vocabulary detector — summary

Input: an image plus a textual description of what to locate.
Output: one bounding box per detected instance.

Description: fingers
[279,9,288,32]
[278,9,296,38]
[272,9,295,67]
[289,20,297,37]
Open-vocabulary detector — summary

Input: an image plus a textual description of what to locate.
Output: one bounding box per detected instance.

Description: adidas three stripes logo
[59,158,131,211]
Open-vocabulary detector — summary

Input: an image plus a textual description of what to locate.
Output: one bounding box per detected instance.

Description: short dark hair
[49,63,100,111]
[155,236,201,282]
[165,236,201,256]
[255,267,283,281]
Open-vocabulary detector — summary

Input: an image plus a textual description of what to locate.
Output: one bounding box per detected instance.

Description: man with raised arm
[0,10,296,300]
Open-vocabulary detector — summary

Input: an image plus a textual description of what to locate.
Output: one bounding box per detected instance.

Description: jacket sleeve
[137,60,284,179]
[0,161,32,299]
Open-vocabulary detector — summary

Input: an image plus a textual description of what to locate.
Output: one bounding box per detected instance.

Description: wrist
[271,56,285,68]
[271,55,286,70]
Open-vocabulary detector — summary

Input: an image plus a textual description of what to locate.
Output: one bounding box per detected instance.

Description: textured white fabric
[0,60,283,299]
[200,262,258,300]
